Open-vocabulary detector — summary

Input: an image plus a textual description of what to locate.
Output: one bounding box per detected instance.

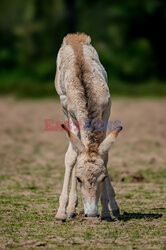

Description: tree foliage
[0,0,165,94]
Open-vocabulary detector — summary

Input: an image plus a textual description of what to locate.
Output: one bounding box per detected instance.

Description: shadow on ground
[118,211,162,221]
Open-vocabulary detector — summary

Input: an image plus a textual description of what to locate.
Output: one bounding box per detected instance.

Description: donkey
[55,33,122,221]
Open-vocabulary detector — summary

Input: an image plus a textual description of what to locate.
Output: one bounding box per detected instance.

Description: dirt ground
[0,96,166,249]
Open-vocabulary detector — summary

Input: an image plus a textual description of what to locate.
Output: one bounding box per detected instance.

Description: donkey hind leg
[100,179,112,221]
[66,165,78,218]
[56,143,77,221]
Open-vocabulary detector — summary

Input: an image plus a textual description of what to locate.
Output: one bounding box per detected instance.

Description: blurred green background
[0,0,166,97]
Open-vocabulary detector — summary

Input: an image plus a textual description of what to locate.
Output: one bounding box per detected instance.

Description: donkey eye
[101,176,107,183]
[77,177,82,183]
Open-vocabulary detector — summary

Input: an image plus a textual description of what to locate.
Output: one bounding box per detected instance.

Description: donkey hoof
[56,213,66,222]
[56,217,66,222]
[101,216,112,222]
[112,209,120,218]
[67,212,76,218]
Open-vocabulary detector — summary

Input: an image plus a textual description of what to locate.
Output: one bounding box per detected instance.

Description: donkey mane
[64,33,103,155]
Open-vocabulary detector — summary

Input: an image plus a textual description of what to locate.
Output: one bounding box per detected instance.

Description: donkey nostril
[85,214,87,217]
[97,214,99,218]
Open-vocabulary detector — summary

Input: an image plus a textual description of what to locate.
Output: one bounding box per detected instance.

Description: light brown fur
[63,33,104,155]
[55,33,122,220]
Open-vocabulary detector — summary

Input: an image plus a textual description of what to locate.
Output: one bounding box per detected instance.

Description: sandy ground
[0,96,166,175]
[0,96,166,249]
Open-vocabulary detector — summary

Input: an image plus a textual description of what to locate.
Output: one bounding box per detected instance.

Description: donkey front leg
[66,165,78,218]
[105,168,120,218]
[56,143,77,221]
[103,153,120,218]
[100,178,111,221]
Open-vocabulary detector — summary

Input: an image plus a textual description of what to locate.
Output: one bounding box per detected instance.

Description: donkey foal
[55,33,122,221]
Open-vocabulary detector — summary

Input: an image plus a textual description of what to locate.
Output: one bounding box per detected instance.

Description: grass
[0,97,166,249]
[0,164,165,249]
[0,70,57,98]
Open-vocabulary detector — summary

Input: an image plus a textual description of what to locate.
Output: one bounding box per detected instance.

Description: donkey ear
[98,126,123,155]
[61,124,85,153]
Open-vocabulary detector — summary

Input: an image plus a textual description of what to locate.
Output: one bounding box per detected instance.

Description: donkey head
[61,124,122,217]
